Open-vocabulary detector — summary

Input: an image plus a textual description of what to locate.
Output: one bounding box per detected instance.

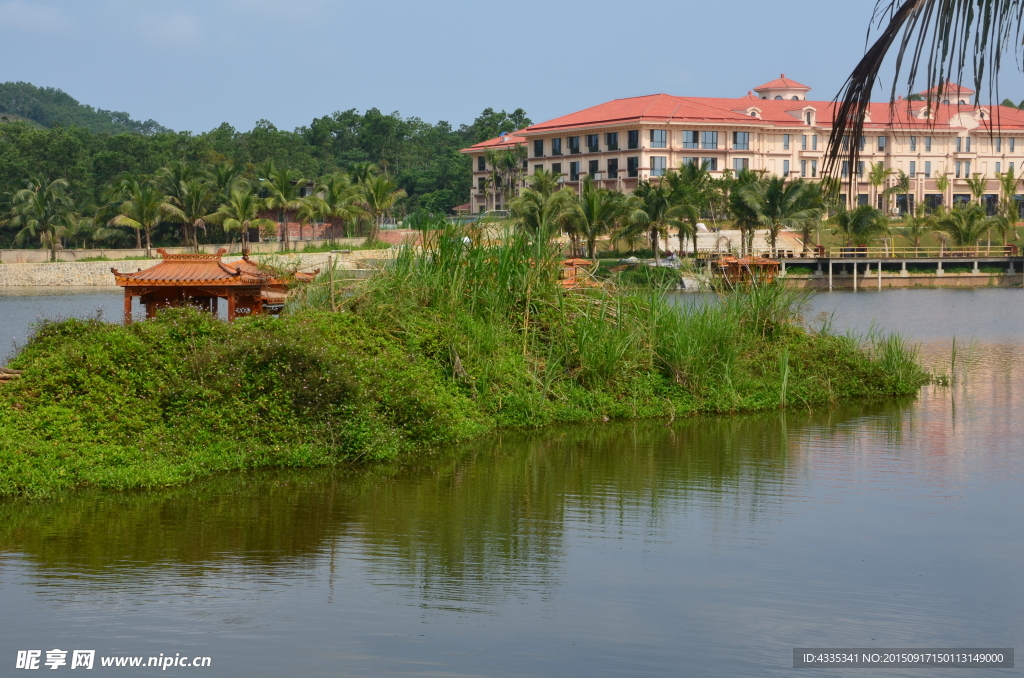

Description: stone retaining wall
[0,238,368,264]
[0,250,394,286]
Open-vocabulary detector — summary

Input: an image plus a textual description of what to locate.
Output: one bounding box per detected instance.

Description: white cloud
[0,1,68,32]
[142,13,201,46]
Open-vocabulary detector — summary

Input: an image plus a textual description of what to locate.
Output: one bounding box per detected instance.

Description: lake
[1,287,1022,676]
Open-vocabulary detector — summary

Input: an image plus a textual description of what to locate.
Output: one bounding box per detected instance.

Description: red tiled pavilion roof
[113,249,267,287]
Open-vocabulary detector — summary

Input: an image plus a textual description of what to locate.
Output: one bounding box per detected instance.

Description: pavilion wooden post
[123,289,133,325]
[227,290,236,322]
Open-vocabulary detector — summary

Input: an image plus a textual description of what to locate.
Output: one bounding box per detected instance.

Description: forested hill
[0,95,530,230]
[0,82,169,135]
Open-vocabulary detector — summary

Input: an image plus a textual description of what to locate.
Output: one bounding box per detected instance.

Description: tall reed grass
[290,224,928,424]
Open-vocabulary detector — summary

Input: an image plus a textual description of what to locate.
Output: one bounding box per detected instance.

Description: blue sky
[0,0,1017,133]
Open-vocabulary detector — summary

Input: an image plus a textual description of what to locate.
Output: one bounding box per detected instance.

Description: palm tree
[664,161,713,254]
[528,168,562,197]
[210,185,274,247]
[868,162,894,213]
[935,174,951,212]
[567,177,623,258]
[260,160,307,251]
[936,204,992,252]
[508,186,575,237]
[357,173,406,242]
[294,196,325,243]
[727,168,764,255]
[629,180,677,264]
[737,177,821,254]
[903,205,935,248]
[883,169,912,216]
[317,173,366,239]
[831,204,889,247]
[163,177,218,252]
[996,168,1021,244]
[348,162,378,186]
[8,176,75,261]
[484,145,528,206]
[108,179,173,257]
[964,174,988,206]
[211,162,243,205]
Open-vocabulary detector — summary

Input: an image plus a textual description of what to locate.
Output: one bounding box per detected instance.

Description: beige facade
[461,76,1024,215]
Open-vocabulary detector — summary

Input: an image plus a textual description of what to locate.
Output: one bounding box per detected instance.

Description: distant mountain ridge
[0,81,170,135]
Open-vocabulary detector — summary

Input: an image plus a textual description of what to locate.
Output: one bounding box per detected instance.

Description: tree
[629,180,678,264]
[260,160,307,251]
[903,205,935,248]
[868,162,894,213]
[883,169,912,216]
[737,177,821,253]
[9,176,77,261]
[484,144,528,206]
[964,174,988,206]
[108,179,173,257]
[527,167,562,197]
[210,184,274,247]
[726,168,764,255]
[317,173,366,239]
[995,168,1021,243]
[664,161,714,254]
[211,162,243,204]
[508,186,574,237]
[163,177,218,252]
[357,173,406,242]
[567,177,623,258]
[1002,98,1019,109]
[831,204,889,247]
[936,204,992,251]
[295,196,325,243]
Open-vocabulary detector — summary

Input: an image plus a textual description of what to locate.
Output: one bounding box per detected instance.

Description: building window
[588,159,599,177]
[783,159,790,175]
[533,140,544,158]
[534,164,543,174]
[878,136,887,152]
[568,136,580,154]
[477,156,485,171]
[551,138,562,155]
[909,161,916,176]
[924,161,931,178]
[477,177,485,190]
[859,136,867,152]
[783,134,790,150]
[805,112,813,126]
[479,205,486,214]
[651,156,667,176]
[701,157,718,171]
[801,135,807,151]
[586,134,600,153]
[956,138,962,153]
[997,162,1002,174]
[965,137,971,152]
[608,159,619,178]
[925,136,932,152]
[733,132,750,150]
[650,129,667,148]
[1012,139,1016,153]
[627,156,639,178]
[569,161,580,181]
[734,158,750,172]
[683,131,699,149]
[605,132,618,151]
[628,130,639,149]
[811,160,818,178]
[910,136,917,152]
[966,161,971,175]
[857,161,865,177]
[996,138,1003,153]
[812,135,818,151]
[1012,162,1016,173]
[682,157,698,167]
[956,161,962,178]
[801,160,807,177]
[701,131,718,149]
[552,163,562,176]
[842,161,850,178]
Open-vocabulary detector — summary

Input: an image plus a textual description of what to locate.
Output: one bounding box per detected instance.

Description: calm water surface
[0,287,1022,676]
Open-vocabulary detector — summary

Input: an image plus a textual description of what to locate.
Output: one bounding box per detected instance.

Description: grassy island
[0,229,928,498]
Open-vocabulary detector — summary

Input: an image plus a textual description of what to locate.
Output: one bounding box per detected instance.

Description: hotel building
[461,75,1024,215]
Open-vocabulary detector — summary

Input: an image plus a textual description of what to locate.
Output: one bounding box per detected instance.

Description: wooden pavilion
[714,256,780,285]
[112,249,313,324]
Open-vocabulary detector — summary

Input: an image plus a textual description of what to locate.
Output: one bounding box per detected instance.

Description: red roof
[464,129,528,151]
[922,81,975,96]
[113,249,267,287]
[754,74,811,92]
